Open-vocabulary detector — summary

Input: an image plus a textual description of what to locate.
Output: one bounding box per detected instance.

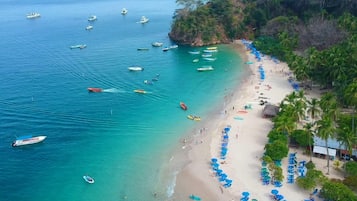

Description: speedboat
[88,88,102,93]
[139,16,149,24]
[88,15,97,22]
[206,46,217,50]
[134,89,147,94]
[203,57,216,61]
[137,48,149,51]
[197,66,214,72]
[162,47,170,52]
[144,80,153,85]
[152,42,163,47]
[188,51,200,55]
[169,45,178,49]
[26,13,41,19]
[203,49,218,53]
[121,8,128,15]
[12,135,47,147]
[85,25,93,30]
[83,175,95,184]
[70,44,87,49]
[180,102,188,110]
[187,115,201,121]
[128,66,144,71]
[192,59,199,63]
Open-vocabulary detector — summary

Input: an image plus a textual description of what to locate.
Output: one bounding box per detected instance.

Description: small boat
[134,89,147,94]
[180,102,188,110]
[88,88,102,93]
[152,42,163,47]
[70,44,87,49]
[169,45,178,49]
[12,135,47,147]
[121,8,128,15]
[128,66,144,71]
[26,12,41,19]
[188,51,200,55]
[203,49,218,53]
[137,48,149,51]
[152,73,160,81]
[201,53,212,57]
[139,16,149,24]
[85,25,93,30]
[206,46,217,50]
[187,115,201,121]
[203,57,216,61]
[192,59,199,63]
[197,66,214,72]
[88,15,97,22]
[144,80,153,85]
[162,47,170,52]
[83,175,95,184]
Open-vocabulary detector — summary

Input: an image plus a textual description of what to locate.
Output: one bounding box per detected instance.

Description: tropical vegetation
[169,0,357,198]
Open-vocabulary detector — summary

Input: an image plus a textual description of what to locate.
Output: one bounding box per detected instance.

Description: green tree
[296,169,325,190]
[320,181,357,201]
[316,114,336,175]
[264,140,289,161]
[303,123,315,162]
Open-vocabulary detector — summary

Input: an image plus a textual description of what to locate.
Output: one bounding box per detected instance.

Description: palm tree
[307,98,321,122]
[304,122,315,162]
[344,80,357,134]
[320,92,339,121]
[336,125,357,176]
[337,125,357,160]
[316,114,336,175]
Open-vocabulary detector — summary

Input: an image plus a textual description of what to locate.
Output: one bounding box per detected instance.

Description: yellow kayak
[187,115,201,121]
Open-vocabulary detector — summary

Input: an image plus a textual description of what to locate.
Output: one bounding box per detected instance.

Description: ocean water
[0,0,244,200]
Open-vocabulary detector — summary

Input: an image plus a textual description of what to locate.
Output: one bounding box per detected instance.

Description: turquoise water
[0,0,244,200]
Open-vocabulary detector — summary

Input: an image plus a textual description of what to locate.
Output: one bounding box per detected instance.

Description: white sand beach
[171,40,343,201]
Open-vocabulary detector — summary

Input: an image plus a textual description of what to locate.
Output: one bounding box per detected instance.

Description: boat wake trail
[102,88,123,93]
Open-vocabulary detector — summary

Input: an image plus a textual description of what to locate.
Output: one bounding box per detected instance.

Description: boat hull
[83,176,95,184]
[134,89,147,94]
[12,136,47,147]
[128,67,144,71]
[88,88,102,93]
[180,102,188,110]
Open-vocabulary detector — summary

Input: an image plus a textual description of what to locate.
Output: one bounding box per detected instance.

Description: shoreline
[170,40,333,201]
[170,40,254,200]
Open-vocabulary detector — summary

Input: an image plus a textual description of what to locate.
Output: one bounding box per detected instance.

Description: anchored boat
[12,135,47,147]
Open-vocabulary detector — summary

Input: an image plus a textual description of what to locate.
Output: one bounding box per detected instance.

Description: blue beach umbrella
[211,158,218,163]
[276,194,284,200]
[271,189,279,195]
[242,191,250,197]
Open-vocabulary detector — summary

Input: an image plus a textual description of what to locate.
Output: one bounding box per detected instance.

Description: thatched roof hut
[262,104,279,118]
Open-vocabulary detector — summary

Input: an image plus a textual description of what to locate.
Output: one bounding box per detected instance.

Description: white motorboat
[26,13,41,19]
[70,44,87,49]
[169,45,178,49]
[121,8,128,15]
[12,135,47,147]
[152,42,163,47]
[88,15,97,22]
[188,51,200,54]
[83,175,95,184]
[203,57,216,61]
[197,66,214,72]
[139,16,149,24]
[85,25,93,30]
[128,66,144,71]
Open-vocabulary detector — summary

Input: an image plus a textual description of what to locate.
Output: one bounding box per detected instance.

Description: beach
[171,40,342,201]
